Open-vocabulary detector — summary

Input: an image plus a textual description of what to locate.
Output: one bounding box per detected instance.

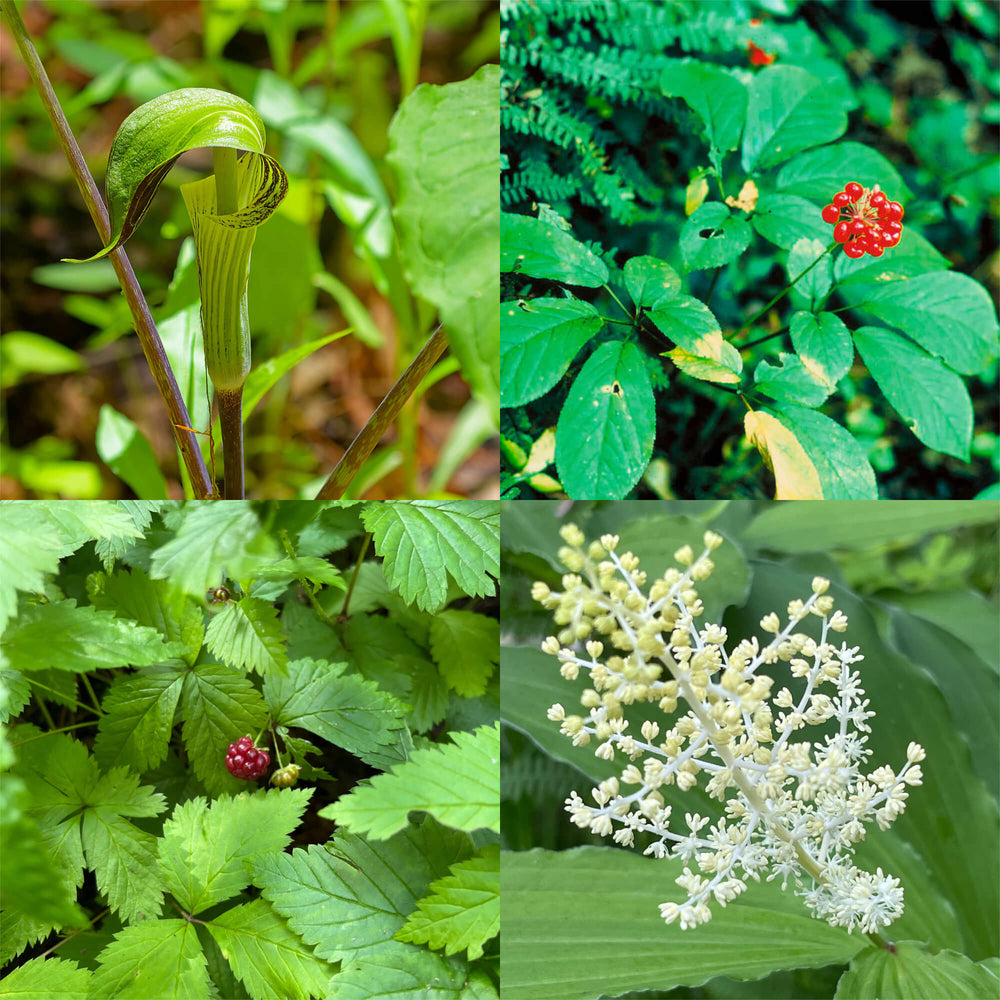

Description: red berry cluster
[821,182,903,259]
[225,736,270,780]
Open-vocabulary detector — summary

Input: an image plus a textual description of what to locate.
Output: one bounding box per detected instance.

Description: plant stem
[0,0,214,498]
[217,388,244,499]
[213,146,239,215]
[315,324,448,501]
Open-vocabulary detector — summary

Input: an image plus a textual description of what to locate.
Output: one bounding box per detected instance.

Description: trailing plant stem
[217,388,245,499]
[0,0,214,498]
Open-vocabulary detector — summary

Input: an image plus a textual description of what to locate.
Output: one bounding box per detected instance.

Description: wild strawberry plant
[500,0,1000,499]
[0,499,500,998]
[500,500,999,1000]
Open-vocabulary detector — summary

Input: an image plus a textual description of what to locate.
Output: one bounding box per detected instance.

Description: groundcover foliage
[500,499,999,1000]
[500,0,999,499]
[0,498,500,998]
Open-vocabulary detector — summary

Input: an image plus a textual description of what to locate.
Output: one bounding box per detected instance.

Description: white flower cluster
[534,524,925,935]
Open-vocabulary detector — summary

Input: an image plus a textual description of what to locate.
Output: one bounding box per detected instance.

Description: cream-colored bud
[559,523,585,547]
[674,544,694,566]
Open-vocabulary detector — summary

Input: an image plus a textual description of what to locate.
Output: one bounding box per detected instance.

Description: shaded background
[1,0,500,499]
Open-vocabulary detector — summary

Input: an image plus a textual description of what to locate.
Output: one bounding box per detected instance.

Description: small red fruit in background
[225,736,270,780]
[747,40,776,65]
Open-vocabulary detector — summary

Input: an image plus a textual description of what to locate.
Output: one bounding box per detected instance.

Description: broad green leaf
[752,193,832,249]
[1,601,185,674]
[500,298,603,407]
[247,821,473,963]
[501,847,862,1000]
[623,255,682,310]
[787,237,833,305]
[679,202,751,271]
[360,501,499,613]
[263,658,410,770]
[660,60,747,156]
[754,352,831,407]
[95,405,169,500]
[838,270,999,374]
[86,920,208,1000]
[429,610,498,697]
[646,294,737,370]
[768,404,878,499]
[554,340,655,499]
[742,500,998,552]
[744,408,822,499]
[835,942,1000,1000]
[742,65,848,172]
[204,596,288,675]
[72,88,287,261]
[501,213,609,287]
[157,302,211,443]
[853,325,972,460]
[0,331,85,388]
[0,505,64,635]
[394,845,499,960]
[665,345,742,385]
[789,311,853,390]
[0,956,90,999]
[321,723,499,839]
[777,141,911,205]
[158,789,311,914]
[388,65,500,416]
[207,898,335,1000]
[7,501,144,554]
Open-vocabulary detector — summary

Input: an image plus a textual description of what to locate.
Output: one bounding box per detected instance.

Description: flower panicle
[534,525,925,935]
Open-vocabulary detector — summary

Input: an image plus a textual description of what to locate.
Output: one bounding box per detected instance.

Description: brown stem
[315,324,448,501]
[217,388,244,499]
[0,0,214,498]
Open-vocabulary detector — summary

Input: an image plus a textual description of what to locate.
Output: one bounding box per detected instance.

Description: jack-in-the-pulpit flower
[533,525,924,935]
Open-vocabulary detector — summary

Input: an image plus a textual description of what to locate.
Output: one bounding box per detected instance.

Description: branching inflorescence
[533,525,925,935]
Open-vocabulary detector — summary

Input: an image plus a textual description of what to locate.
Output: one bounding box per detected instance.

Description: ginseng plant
[1,0,456,500]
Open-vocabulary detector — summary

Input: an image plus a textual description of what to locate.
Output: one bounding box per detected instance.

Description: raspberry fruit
[821,182,904,259]
[225,736,270,780]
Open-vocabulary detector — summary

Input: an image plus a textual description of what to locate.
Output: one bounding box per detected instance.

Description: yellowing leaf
[666,346,742,385]
[686,175,709,215]
[744,409,823,498]
[725,179,759,213]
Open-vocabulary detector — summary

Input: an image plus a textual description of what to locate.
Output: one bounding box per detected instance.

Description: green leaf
[787,237,833,305]
[838,270,999,374]
[86,920,209,1000]
[789,311,853,391]
[754,352,831,407]
[1,600,185,674]
[429,610,498,697]
[555,340,655,499]
[263,658,409,770]
[777,141,911,205]
[660,60,747,156]
[751,193,832,249]
[395,845,499,960]
[0,331,85,388]
[767,404,878,499]
[360,501,499,613]
[665,346,742,385]
[204,596,288,675]
[835,942,1000,1000]
[0,505,64,634]
[207,898,335,1000]
[95,405,169,500]
[742,500,999,552]
[647,295,722,357]
[853,325,972,460]
[149,502,274,596]
[741,65,848,172]
[623,255,682,310]
[500,298,603,407]
[321,723,499,839]
[679,203,751,271]
[500,213,609,287]
[158,789,311,914]
[501,847,862,1000]
[388,65,500,416]
[72,87,287,261]
[247,820,473,963]
[0,956,90,999]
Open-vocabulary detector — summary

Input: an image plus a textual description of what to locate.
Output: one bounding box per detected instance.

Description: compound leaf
[204,596,288,675]
[429,610,498,697]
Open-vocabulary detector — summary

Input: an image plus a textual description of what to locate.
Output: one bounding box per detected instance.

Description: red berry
[852,235,869,252]
[880,230,901,247]
[225,736,270,780]
[870,191,887,208]
[832,192,852,208]
[848,219,866,235]
[867,242,884,257]
[883,202,904,222]
[821,204,840,223]
[883,220,903,235]
[844,182,864,199]
[833,221,852,243]
[844,242,865,259]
